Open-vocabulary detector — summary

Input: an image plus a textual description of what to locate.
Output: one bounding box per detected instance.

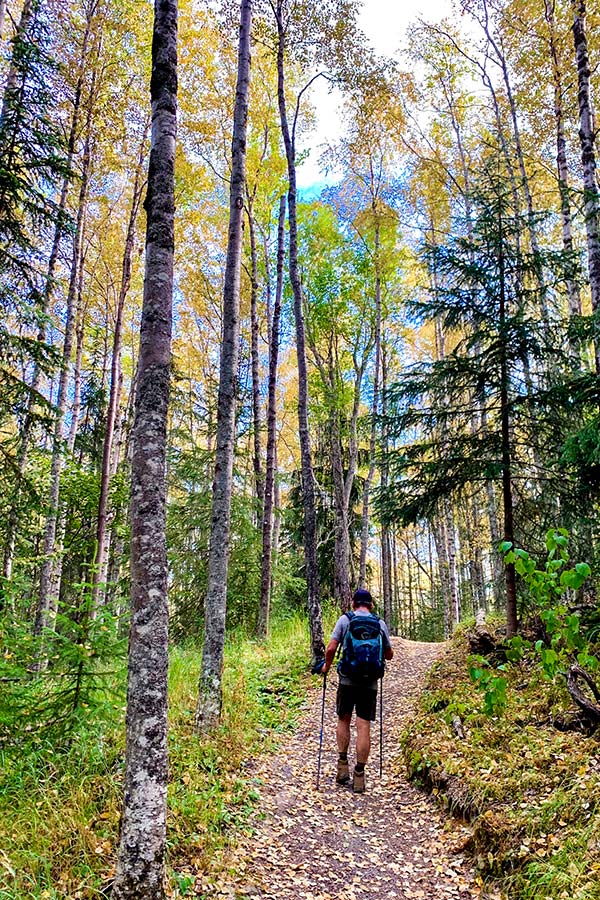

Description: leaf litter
[205,639,483,900]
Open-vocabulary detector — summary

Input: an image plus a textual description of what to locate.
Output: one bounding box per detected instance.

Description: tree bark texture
[111,1,177,897]
[257,196,285,639]
[195,0,252,733]
[498,223,518,637]
[246,195,264,517]
[274,0,324,660]
[571,0,600,371]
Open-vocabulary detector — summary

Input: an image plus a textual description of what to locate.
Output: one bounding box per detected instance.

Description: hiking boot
[336,759,350,784]
[353,768,366,793]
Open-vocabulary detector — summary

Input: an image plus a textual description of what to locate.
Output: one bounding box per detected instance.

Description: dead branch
[565,664,600,729]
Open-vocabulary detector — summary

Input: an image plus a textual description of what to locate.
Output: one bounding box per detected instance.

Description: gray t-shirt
[331,610,392,690]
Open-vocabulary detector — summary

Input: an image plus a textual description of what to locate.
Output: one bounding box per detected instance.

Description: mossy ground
[0,612,322,900]
[402,626,600,900]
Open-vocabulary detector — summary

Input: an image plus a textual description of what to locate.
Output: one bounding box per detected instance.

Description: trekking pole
[379,676,383,778]
[316,672,327,790]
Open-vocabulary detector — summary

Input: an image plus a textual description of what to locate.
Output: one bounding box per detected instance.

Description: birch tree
[195,0,252,734]
[571,0,600,371]
[111,0,177,895]
[257,195,286,638]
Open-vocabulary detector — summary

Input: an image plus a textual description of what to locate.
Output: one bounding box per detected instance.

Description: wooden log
[468,608,497,656]
[565,664,600,727]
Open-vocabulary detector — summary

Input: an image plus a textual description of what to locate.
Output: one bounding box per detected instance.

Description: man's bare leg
[355,717,371,764]
[336,714,352,784]
[353,717,371,793]
[337,713,352,754]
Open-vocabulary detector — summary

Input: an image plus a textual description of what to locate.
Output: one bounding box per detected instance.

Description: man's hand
[311,659,327,675]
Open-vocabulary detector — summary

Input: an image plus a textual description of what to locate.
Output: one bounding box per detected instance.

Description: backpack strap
[335,611,353,661]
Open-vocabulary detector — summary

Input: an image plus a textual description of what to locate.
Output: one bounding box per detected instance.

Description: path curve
[220,638,479,900]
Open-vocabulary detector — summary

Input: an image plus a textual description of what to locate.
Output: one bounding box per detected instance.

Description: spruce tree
[0,0,69,424]
[378,166,576,634]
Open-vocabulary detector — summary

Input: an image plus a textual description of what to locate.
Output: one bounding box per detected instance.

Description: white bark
[111,0,177,897]
[195,0,252,733]
[571,0,600,370]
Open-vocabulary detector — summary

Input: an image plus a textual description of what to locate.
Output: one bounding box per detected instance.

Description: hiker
[318,588,393,793]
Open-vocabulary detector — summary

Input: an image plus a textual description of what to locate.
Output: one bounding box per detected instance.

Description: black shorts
[336,684,378,722]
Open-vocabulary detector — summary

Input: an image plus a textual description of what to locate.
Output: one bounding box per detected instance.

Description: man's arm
[320,638,339,674]
[382,621,394,660]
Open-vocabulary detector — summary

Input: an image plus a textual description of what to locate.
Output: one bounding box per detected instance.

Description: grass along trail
[215,638,481,900]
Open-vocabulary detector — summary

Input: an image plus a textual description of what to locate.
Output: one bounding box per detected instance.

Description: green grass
[0,612,317,899]
[403,626,600,900]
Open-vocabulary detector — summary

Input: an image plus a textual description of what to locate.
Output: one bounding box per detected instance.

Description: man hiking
[318,588,393,793]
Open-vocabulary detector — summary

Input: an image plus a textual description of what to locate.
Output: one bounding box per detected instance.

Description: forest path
[217,638,481,900]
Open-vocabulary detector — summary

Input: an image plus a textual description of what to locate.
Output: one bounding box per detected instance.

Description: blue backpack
[337,611,385,683]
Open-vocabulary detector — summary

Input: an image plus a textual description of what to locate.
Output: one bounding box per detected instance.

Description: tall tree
[272,0,324,659]
[571,0,600,371]
[545,0,581,320]
[257,195,285,638]
[34,100,94,648]
[91,122,149,612]
[111,0,177,895]
[195,0,253,734]
[379,169,574,636]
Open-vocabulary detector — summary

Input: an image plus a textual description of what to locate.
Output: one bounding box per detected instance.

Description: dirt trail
[220,638,480,900]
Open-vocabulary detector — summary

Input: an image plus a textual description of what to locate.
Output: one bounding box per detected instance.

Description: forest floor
[207,638,483,900]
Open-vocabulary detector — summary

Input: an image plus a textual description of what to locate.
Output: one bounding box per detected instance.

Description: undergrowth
[403,625,600,900]
[0,612,318,899]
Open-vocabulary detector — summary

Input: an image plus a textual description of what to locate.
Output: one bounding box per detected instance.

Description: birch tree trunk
[274,0,324,660]
[380,346,393,623]
[257,196,285,639]
[307,331,366,610]
[0,0,33,122]
[34,123,92,646]
[391,527,400,633]
[359,214,382,586]
[478,0,548,316]
[545,0,581,319]
[332,431,351,608]
[571,0,600,371]
[68,303,85,453]
[246,195,264,517]
[432,519,451,638]
[92,126,148,612]
[111,0,177,897]
[0,0,7,40]
[195,0,252,733]
[444,498,460,627]
[498,219,518,637]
